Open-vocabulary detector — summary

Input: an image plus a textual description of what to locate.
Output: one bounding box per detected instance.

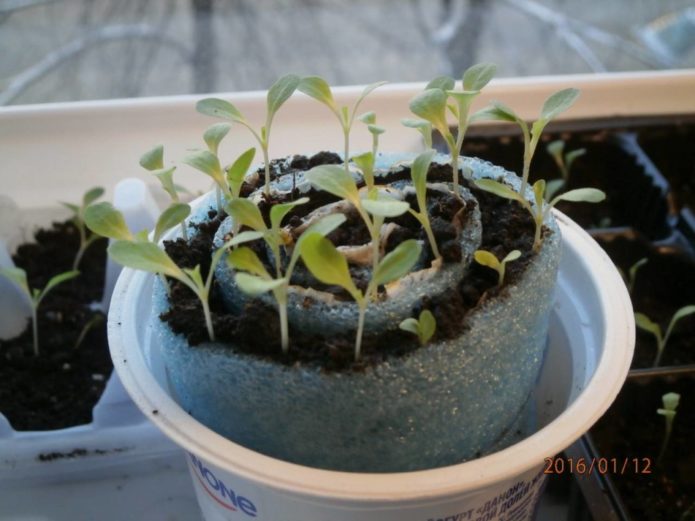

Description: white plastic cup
[108,212,634,521]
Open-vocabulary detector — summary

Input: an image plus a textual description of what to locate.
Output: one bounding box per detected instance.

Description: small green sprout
[656,391,680,463]
[545,139,586,200]
[399,309,436,346]
[0,267,79,356]
[298,76,387,175]
[358,111,385,162]
[474,249,521,288]
[635,305,695,367]
[141,145,190,240]
[620,257,648,295]
[401,118,433,149]
[300,233,421,360]
[74,313,104,350]
[408,149,441,260]
[409,63,497,197]
[197,74,300,196]
[61,187,105,270]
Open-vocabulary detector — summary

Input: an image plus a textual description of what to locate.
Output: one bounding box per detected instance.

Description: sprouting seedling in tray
[408,63,497,197]
[62,187,105,270]
[298,76,387,175]
[472,89,605,252]
[656,391,680,464]
[227,198,346,353]
[545,139,586,201]
[408,149,441,260]
[635,305,695,367]
[196,74,300,197]
[399,309,436,346]
[474,249,521,288]
[0,267,79,356]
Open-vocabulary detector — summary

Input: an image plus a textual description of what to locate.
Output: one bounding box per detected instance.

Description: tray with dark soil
[0,220,112,431]
[590,373,695,521]
[593,229,695,369]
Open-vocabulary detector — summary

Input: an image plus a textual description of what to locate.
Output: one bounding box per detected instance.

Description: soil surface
[0,220,111,430]
[594,231,695,368]
[591,375,695,521]
[161,151,538,371]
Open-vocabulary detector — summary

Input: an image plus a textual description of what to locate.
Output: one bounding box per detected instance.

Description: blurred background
[1,0,695,105]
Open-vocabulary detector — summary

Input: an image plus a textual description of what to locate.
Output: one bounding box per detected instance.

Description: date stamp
[543,457,652,476]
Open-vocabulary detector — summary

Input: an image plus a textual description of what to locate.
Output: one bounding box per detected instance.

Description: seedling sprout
[62,187,105,270]
[545,139,586,200]
[635,305,695,367]
[399,309,436,346]
[0,267,79,356]
[408,149,441,260]
[656,391,680,463]
[474,249,521,288]
[625,257,648,295]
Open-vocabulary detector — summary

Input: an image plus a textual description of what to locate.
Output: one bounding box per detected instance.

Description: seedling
[656,391,680,463]
[0,267,79,356]
[635,305,695,367]
[401,118,433,149]
[141,145,190,240]
[300,233,421,360]
[474,249,521,288]
[408,63,497,197]
[196,74,300,196]
[358,111,385,162]
[545,139,586,200]
[74,313,104,350]
[625,257,648,295]
[298,76,386,175]
[408,149,441,260]
[399,309,436,346]
[62,187,105,270]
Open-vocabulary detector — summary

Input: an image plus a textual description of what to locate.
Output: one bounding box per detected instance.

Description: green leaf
[140,145,164,171]
[298,76,336,109]
[152,167,178,201]
[541,88,580,121]
[196,98,246,123]
[108,241,184,279]
[565,148,586,171]
[289,214,347,273]
[0,267,30,296]
[226,198,267,232]
[474,250,500,270]
[358,111,376,124]
[503,250,522,263]
[533,179,546,209]
[41,270,80,300]
[361,198,410,218]
[182,150,225,188]
[409,89,449,133]
[462,63,497,91]
[368,124,385,135]
[426,76,455,91]
[351,152,374,188]
[230,230,265,246]
[154,203,190,242]
[83,187,105,207]
[270,197,309,230]
[419,309,436,344]
[305,164,359,203]
[235,273,284,296]
[61,202,80,215]
[401,118,430,129]
[399,317,420,337]
[661,392,681,412]
[669,305,695,330]
[373,239,421,286]
[475,179,525,203]
[545,179,565,201]
[353,81,388,113]
[300,233,360,299]
[546,139,564,160]
[635,312,661,337]
[447,91,479,112]
[183,265,204,290]
[267,74,300,120]
[226,147,256,197]
[84,202,133,241]
[411,150,436,210]
[550,188,605,207]
[227,247,271,278]
[471,101,519,124]
[203,123,232,155]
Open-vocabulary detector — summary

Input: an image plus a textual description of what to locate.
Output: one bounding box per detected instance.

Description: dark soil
[594,231,695,368]
[160,152,538,372]
[591,375,695,521]
[0,220,111,430]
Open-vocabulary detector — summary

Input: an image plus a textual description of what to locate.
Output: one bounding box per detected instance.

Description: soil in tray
[591,376,695,521]
[160,152,538,372]
[0,220,112,430]
[594,232,695,368]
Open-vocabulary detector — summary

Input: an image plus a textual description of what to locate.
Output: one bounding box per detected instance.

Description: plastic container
[108,209,634,521]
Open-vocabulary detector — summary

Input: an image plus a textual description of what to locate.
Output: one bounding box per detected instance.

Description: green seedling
[298,76,387,175]
[656,391,680,463]
[408,63,497,197]
[300,233,421,360]
[635,305,695,367]
[474,249,521,288]
[196,74,300,196]
[141,145,190,240]
[0,267,79,356]
[401,118,433,149]
[62,187,105,270]
[228,206,346,353]
[408,149,441,260]
[74,313,104,350]
[545,139,586,200]
[358,111,385,162]
[399,309,436,346]
[625,257,648,295]
[305,164,412,299]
